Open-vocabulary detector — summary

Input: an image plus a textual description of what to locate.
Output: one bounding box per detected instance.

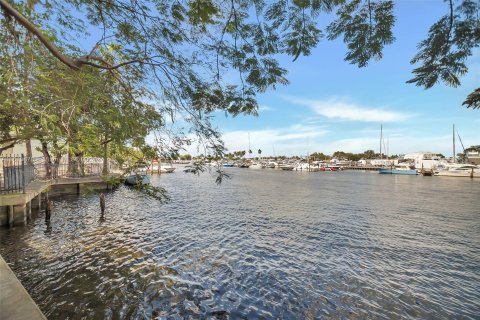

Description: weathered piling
[100,193,105,215]
[45,200,52,221]
[27,200,32,220]
[8,205,14,227]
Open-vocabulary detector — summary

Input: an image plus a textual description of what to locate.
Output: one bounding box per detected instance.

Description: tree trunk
[76,152,85,176]
[54,152,62,177]
[40,140,52,179]
[26,139,32,157]
[102,142,108,175]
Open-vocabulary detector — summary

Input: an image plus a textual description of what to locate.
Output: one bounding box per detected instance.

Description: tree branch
[0,0,166,72]
[0,0,81,70]
[0,141,17,155]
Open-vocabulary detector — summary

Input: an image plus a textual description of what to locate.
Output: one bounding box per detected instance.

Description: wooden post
[471,168,474,179]
[8,205,14,227]
[27,200,32,220]
[45,200,52,221]
[21,154,26,194]
[100,193,105,215]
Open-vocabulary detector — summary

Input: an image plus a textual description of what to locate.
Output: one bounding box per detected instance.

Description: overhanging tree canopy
[1,0,479,157]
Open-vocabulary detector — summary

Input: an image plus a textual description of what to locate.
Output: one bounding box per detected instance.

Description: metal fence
[33,160,105,180]
[0,155,35,194]
[1,155,117,194]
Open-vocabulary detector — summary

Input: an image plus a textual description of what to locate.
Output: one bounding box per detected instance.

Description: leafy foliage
[462,88,480,109]
[327,0,395,67]
[407,0,479,108]
[1,0,478,164]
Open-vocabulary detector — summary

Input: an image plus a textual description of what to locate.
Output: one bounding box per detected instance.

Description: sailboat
[434,125,479,178]
[379,163,418,175]
[378,125,418,175]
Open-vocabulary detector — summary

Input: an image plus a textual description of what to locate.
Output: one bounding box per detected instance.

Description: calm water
[1,169,479,319]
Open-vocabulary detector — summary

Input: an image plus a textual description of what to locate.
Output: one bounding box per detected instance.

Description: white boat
[435,164,480,178]
[125,174,150,185]
[249,162,265,169]
[267,162,277,168]
[160,165,176,173]
[294,163,319,171]
[379,163,418,175]
[279,164,295,171]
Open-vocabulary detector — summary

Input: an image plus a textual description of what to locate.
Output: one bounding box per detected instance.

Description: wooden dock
[0,177,113,227]
[343,166,381,171]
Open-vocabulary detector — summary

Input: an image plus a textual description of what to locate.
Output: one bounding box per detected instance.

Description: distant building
[403,152,442,169]
[369,159,398,166]
[467,151,480,165]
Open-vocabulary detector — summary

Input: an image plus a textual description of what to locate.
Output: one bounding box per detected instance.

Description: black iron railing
[1,155,116,194]
[0,154,35,194]
[38,162,104,180]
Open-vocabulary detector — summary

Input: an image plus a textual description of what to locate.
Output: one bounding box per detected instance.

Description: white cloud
[285,96,412,122]
[174,128,458,157]
[171,123,327,156]
[318,134,455,156]
[258,105,275,112]
[220,124,329,153]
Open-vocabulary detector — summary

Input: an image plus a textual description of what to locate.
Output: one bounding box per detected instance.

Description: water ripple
[0,169,479,319]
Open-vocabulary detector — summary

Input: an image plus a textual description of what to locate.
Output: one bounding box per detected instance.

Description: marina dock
[0,177,113,227]
[343,166,381,171]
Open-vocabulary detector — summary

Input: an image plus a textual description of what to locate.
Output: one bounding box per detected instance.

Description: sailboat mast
[380,124,383,160]
[453,124,456,163]
[457,129,468,163]
[387,137,389,160]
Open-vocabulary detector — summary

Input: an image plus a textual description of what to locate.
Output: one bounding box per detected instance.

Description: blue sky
[71,1,479,157]
[205,1,480,157]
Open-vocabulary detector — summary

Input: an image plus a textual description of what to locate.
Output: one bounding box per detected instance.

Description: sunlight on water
[1,169,479,319]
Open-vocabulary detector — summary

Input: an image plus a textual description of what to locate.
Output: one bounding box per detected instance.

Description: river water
[0,169,479,319]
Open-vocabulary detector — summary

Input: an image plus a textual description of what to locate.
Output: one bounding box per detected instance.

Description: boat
[222,162,235,167]
[267,162,277,168]
[294,163,308,171]
[249,162,265,169]
[435,164,480,178]
[294,163,319,171]
[125,174,151,185]
[279,164,295,171]
[379,163,418,175]
[238,162,250,168]
[320,166,336,172]
[160,165,176,173]
[124,161,151,185]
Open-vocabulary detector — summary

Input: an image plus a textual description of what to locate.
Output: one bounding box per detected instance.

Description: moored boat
[379,163,418,175]
[238,162,250,168]
[160,165,176,173]
[249,162,265,169]
[279,164,295,171]
[435,164,480,178]
[125,174,151,185]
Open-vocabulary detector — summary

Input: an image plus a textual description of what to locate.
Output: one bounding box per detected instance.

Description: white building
[403,152,442,169]
[356,159,398,166]
[467,151,480,165]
